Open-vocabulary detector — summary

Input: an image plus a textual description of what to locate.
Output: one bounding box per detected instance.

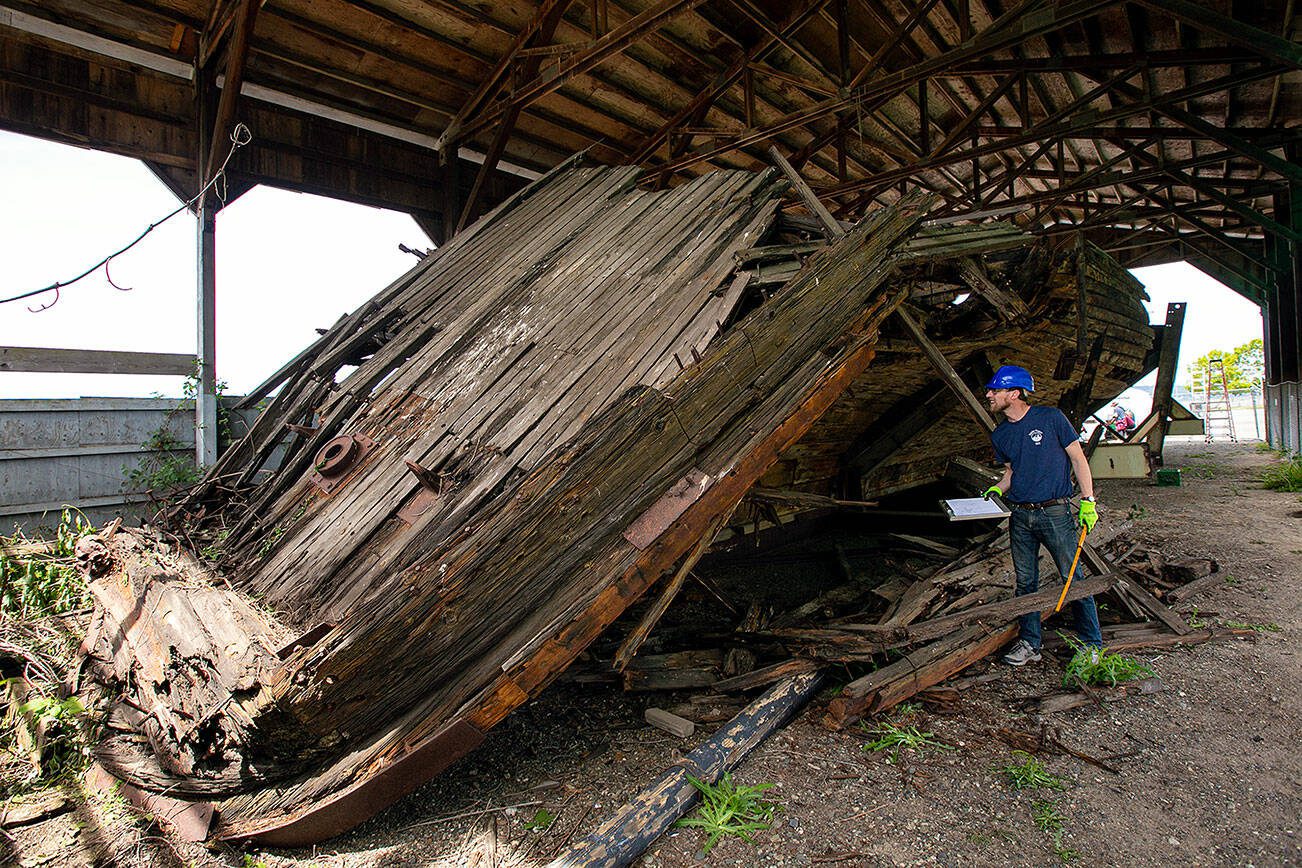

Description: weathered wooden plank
[0,346,194,376]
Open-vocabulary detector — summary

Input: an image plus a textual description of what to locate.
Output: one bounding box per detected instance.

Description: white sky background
[0,131,1265,402]
[0,130,427,398]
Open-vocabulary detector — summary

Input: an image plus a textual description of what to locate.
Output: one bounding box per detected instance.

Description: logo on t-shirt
[1029,429,1044,445]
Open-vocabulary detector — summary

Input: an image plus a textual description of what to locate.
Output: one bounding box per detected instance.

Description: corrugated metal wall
[1265,382,1301,452]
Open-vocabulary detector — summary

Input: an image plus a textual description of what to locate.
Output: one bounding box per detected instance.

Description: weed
[198,528,231,562]
[1223,575,1239,586]
[124,367,233,496]
[1259,452,1302,492]
[1126,503,1148,521]
[1053,838,1081,862]
[1222,620,1280,633]
[1059,633,1154,688]
[524,808,556,831]
[122,426,200,493]
[892,701,922,719]
[3,684,90,791]
[1185,462,1220,480]
[0,510,94,619]
[1032,799,1065,833]
[675,773,778,854]
[256,499,311,559]
[997,751,1066,791]
[861,722,953,763]
[1186,606,1210,629]
[242,855,270,868]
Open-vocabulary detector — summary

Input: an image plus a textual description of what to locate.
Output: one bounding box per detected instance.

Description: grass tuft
[1058,633,1154,688]
[1032,799,1066,833]
[1259,452,1302,492]
[861,722,952,763]
[675,773,778,853]
[998,750,1066,791]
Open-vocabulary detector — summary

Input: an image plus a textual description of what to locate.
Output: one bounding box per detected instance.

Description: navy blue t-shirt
[990,405,1079,503]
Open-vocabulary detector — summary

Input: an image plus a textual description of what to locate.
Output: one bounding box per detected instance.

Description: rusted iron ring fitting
[314,435,361,477]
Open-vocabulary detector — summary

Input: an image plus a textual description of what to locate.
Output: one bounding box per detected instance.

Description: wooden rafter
[821,64,1285,201]
[436,0,574,152]
[631,0,830,164]
[455,0,713,144]
[650,0,1128,177]
[455,3,575,231]
[1132,0,1302,70]
[204,0,258,179]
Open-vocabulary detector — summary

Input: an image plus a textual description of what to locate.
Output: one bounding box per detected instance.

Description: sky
[0,130,426,398]
[0,130,1265,402]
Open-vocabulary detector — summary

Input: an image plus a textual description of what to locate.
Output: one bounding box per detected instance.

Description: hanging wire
[4,123,254,312]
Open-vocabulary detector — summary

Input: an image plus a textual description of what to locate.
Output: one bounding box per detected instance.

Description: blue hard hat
[985,365,1034,391]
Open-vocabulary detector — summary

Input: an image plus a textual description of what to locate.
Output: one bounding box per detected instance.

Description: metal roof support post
[196,198,218,468]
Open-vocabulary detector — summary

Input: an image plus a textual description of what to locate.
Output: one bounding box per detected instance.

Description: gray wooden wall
[0,398,257,535]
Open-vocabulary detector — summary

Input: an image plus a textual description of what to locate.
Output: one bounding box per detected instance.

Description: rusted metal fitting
[309,433,376,495]
[315,436,360,477]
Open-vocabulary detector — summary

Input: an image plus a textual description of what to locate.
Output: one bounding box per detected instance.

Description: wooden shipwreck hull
[80,159,1154,844]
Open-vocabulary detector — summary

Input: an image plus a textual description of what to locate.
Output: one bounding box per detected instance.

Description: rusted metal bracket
[622,468,712,550]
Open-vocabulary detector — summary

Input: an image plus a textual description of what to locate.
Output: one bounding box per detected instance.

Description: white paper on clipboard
[941,496,1011,521]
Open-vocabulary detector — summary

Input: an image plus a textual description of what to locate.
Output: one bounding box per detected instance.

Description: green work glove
[982,485,1003,500]
[1078,499,1098,533]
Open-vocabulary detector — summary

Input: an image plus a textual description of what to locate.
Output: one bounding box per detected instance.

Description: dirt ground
[6,439,1300,868]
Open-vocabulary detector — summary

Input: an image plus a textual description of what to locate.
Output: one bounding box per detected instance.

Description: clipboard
[941,496,1011,521]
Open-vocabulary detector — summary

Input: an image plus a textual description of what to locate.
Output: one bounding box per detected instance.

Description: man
[979,365,1101,665]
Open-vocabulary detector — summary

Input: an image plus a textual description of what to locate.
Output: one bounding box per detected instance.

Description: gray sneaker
[1001,639,1042,666]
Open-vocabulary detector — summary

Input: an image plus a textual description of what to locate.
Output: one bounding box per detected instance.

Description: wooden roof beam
[821,64,1284,199]
[456,3,575,230]
[1115,188,1274,269]
[205,0,259,178]
[630,0,830,164]
[1101,217,1271,297]
[1081,73,1302,185]
[436,0,575,152]
[726,0,838,83]
[935,144,1270,223]
[1020,137,1160,221]
[1132,0,1302,70]
[456,0,712,143]
[940,47,1260,74]
[653,0,1129,176]
[1146,161,1302,243]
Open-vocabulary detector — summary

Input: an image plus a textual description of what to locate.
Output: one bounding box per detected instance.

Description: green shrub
[0,511,94,619]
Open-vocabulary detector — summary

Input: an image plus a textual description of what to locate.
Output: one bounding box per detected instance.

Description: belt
[1007,497,1071,510]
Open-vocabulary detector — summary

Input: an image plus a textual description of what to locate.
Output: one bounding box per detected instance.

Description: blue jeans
[1009,504,1102,649]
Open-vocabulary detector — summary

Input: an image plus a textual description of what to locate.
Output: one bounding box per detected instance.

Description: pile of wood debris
[578,510,1245,736]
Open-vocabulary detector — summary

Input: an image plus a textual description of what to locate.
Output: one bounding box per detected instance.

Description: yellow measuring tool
[1054,524,1090,613]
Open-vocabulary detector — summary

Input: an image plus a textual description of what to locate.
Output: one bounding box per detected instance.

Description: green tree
[1186,338,1263,394]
